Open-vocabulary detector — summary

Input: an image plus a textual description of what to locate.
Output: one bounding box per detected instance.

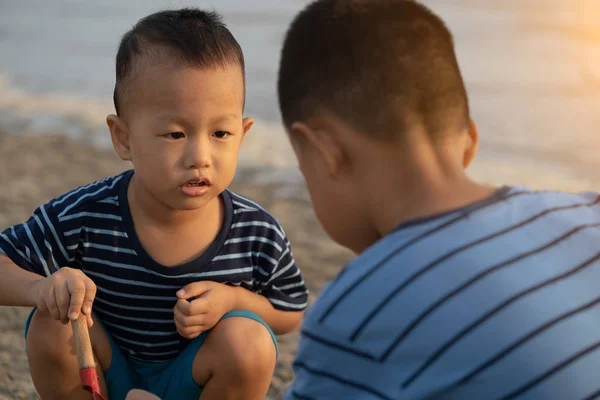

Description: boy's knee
[214,317,276,375]
[26,309,74,362]
[199,316,276,383]
[26,309,112,371]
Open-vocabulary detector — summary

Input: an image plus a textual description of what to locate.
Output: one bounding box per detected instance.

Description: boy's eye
[168,131,185,139]
[213,131,231,139]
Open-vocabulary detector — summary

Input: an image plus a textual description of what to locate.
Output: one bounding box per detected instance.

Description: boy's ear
[107,114,132,161]
[463,118,479,168]
[241,117,254,141]
[290,120,344,178]
[288,122,307,156]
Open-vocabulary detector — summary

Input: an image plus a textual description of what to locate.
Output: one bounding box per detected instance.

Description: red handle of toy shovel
[71,316,106,400]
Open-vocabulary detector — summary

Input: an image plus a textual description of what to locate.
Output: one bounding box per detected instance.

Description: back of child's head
[277,0,469,142]
[114,8,244,117]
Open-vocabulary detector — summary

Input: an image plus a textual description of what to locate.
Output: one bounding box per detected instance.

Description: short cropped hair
[114,8,245,116]
[277,0,470,140]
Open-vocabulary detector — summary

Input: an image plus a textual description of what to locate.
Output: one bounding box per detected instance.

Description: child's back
[293,187,600,399]
[276,0,600,398]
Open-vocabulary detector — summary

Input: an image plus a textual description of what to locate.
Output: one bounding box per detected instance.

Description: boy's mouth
[184,178,210,187]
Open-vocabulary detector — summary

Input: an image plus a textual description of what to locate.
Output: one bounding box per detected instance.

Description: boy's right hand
[30,267,96,327]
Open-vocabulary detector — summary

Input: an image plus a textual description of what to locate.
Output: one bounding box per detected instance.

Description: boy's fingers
[57,284,72,323]
[82,277,97,315]
[175,322,204,339]
[189,297,210,315]
[86,314,94,328]
[174,310,207,328]
[67,278,87,320]
[45,289,61,321]
[174,299,192,316]
[175,297,209,317]
[176,281,210,299]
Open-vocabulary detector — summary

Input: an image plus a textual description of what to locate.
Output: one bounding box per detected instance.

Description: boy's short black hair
[114,8,245,116]
[277,0,470,141]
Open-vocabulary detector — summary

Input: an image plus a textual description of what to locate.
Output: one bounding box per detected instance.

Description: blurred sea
[0,0,599,191]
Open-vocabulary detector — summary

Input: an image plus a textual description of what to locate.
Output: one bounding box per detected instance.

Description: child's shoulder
[46,170,129,217]
[225,189,287,240]
[501,186,600,212]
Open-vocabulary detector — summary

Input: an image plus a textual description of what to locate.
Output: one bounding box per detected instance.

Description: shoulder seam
[50,173,125,218]
[228,190,286,231]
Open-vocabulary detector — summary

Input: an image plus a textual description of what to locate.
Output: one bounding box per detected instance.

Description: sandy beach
[0,131,353,400]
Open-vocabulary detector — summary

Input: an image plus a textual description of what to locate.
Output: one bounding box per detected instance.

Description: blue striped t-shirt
[286,187,600,399]
[0,170,308,362]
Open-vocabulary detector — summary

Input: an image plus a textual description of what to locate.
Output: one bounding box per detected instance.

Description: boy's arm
[175,281,304,337]
[0,202,78,306]
[175,221,308,337]
[229,286,304,335]
[0,255,43,306]
[244,231,309,334]
[0,253,96,325]
[223,222,308,334]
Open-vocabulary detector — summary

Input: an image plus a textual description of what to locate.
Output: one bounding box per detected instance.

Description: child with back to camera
[277,0,600,399]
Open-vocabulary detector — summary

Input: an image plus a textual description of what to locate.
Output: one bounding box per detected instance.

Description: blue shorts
[25,309,278,400]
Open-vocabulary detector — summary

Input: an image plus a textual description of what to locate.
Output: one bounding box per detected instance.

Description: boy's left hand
[173,281,236,339]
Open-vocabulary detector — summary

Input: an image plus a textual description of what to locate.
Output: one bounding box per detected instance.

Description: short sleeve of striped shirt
[229,191,308,312]
[0,174,122,276]
[257,232,307,311]
[0,201,74,277]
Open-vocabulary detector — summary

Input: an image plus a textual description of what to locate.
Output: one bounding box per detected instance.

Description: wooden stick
[71,317,95,370]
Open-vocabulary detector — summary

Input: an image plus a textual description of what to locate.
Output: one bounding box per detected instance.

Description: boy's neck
[356,138,495,252]
[370,174,494,239]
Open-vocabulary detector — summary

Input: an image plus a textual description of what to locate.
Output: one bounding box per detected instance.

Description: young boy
[0,8,308,400]
[276,0,600,399]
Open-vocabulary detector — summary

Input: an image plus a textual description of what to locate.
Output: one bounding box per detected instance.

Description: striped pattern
[0,170,308,362]
[286,187,600,399]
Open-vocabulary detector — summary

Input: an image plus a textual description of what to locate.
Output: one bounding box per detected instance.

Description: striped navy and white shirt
[286,187,600,400]
[0,170,308,362]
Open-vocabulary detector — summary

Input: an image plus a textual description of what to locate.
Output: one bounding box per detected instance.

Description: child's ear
[463,118,479,168]
[107,114,132,161]
[288,122,308,156]
[290,120,344,178]
[241,117,254,141]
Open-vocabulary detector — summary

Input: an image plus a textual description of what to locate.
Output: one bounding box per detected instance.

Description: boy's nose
[184,137,211,169]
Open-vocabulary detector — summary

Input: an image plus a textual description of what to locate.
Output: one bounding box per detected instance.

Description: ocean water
[0,0,599,191]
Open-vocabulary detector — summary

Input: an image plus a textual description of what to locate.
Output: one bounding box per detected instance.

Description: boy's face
[109,63,252,211]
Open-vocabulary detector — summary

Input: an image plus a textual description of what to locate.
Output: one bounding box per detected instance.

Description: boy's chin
[160,192,219,212]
